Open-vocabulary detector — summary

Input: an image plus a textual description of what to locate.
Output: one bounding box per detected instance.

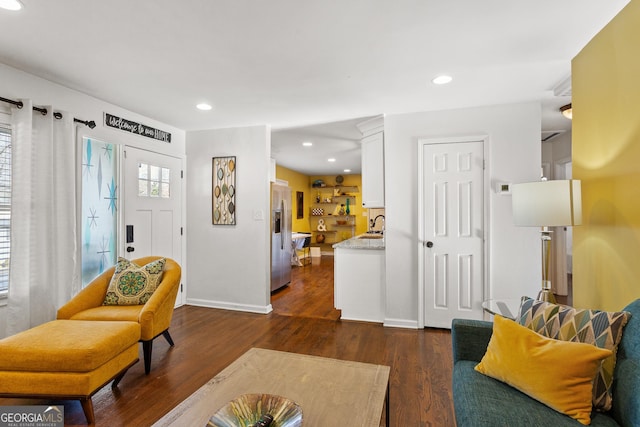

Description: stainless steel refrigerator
[271,182,292,291]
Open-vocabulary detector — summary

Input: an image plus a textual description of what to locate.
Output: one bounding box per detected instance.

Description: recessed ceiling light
[196,103,212,111]
[432,75,453,85]
[0,0,23,10]
[302,141,313,147]
[328,158,336,162]
[343,169,351,173]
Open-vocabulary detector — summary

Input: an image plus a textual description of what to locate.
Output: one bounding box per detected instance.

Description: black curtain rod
[0,96,46,115]
[0,96,96,129]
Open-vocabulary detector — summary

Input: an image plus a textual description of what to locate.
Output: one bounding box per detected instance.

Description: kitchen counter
[333,235,385,323]
[332,234,385,250]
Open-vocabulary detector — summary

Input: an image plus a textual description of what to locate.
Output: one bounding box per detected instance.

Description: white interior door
[124,146,184,306]
[421,140,484,328]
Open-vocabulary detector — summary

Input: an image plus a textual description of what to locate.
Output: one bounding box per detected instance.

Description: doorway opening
[269,116,375,320]
[542,127,573,306]
[551,158,574,306]
[270,256,341,320]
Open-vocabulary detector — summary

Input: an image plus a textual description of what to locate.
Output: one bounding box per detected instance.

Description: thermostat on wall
[496,182,511,195]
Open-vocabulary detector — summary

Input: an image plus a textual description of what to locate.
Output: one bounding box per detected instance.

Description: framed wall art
[296,191,304,219]
[212,156,236,225]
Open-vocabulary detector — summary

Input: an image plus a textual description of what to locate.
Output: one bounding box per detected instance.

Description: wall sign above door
[104,113,172,143]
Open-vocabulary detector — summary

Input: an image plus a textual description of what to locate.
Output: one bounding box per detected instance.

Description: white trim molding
[186,299,273,315]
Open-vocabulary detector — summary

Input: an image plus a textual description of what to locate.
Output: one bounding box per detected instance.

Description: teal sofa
[452,299,640,426]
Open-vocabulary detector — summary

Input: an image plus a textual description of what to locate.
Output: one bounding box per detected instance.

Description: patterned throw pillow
[103,257,166,306]
[517,296,631,411]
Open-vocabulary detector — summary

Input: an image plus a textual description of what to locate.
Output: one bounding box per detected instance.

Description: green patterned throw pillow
[517,296,630,411]
[103,257,166,306]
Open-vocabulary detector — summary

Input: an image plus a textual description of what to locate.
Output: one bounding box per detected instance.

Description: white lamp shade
[512,180,582,227]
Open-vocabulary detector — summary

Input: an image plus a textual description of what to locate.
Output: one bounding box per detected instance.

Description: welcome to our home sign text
[104,113,171,143]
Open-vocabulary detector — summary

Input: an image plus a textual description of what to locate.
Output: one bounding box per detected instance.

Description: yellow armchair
[57,256,181,374]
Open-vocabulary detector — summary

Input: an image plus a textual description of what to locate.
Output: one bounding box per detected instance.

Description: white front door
[123,146,184,306]
[420,139,485,328]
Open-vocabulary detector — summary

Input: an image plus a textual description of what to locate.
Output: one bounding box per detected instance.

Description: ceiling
[0,1,629,175]
[271,116,374,175]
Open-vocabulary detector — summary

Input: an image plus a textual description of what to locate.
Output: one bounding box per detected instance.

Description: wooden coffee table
[153,347,390,426]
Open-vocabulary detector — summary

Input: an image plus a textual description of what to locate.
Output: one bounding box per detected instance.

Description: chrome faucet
[370,215,385,234]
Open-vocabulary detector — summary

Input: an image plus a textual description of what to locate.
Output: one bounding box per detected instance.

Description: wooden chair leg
[80,397,95,424]
[112,367,131,388]
[142,330,175,375]
[162,330,175,346]
[142,340,153,375]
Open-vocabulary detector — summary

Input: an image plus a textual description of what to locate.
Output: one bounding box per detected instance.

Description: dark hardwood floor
[0,256,455,426]
[271,255,341,320]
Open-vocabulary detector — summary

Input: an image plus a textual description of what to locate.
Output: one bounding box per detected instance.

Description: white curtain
[6,100,80,335]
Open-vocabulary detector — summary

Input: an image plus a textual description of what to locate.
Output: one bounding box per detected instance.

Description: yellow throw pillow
[517,296,630,411]
[475,315,612,425]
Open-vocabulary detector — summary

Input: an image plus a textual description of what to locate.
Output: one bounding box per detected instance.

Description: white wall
[0,63,186,156]
[552,131,572,163]
[185,126,272,313]
[542,131,572,179]
[383,102,543,328]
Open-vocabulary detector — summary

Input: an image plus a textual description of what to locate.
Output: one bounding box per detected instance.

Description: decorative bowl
[207,393,303,427]
[336,220,348,225]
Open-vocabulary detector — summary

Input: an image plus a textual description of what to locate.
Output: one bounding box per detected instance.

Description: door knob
[426,241,433,248]
[126,246,135,253]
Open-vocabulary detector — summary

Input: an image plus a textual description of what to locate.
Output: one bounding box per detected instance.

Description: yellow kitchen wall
[309,174,368,236]
[572,0,640,310]
[274,166,371,237]
[275,165,311,232]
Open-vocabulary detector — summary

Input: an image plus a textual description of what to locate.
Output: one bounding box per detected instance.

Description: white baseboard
[186,298,273,314]
[340,315,383,324]
[183,300,418,329]
[383,318,419,329]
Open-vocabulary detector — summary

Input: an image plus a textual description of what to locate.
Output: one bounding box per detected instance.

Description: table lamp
[511,180,582,303]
